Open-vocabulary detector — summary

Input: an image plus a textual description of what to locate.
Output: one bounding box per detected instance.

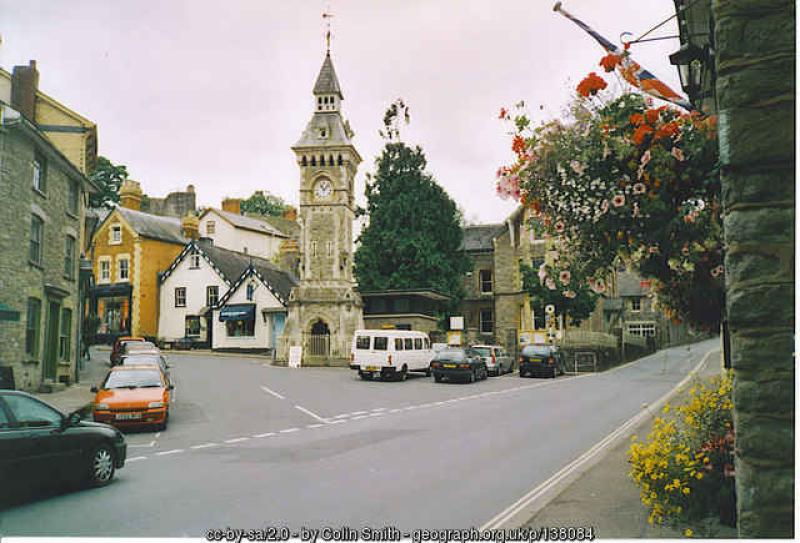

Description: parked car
[429,347,488,383]
[472,344,514,376]
[0,390,126,502]
[120,354,172,386]
[109,336,146,366]
[350,330,434,381]
[92,366,173,431]
[519,344,566,378]
[113,342,161,366]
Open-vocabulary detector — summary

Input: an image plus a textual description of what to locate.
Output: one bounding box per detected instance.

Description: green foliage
[240,190,288,217]
[520,262,598,326]
[354,141,469,309]
[88,156,127,208]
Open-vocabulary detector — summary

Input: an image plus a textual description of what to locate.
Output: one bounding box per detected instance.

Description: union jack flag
[553,2,694,111]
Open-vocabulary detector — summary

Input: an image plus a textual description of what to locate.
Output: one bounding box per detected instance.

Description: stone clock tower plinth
[281,51,364,365]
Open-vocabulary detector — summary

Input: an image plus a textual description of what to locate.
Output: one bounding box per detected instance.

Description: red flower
[629,113,645,126]
[599,53,621,73]
[655,121,680,140]
[512,135,526,155]
[499,107,508,120]
[576,72,608,97]
[632,124,654,145]
[645,108,661,125]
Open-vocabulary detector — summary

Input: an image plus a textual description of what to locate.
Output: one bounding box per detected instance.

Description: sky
[0,0,683,226]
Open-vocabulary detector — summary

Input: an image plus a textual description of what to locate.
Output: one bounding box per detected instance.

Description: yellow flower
[662,404,671,414]
[684,528,694,537]
[682,487,691,495]
[696,472,704,480]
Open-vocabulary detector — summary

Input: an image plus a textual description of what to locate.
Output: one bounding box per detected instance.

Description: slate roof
[617,270,648,297]
[257,215,300,240]
[293,110,353,149]
[249,258,299,303]
[312,52,343,98]
[212,209,287,238]
[462,224,506,252]
[116,207,186,245]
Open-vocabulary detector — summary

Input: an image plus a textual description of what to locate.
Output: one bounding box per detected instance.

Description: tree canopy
[240,190,289,217]
[354,100,469,309]
[88,156,127,208]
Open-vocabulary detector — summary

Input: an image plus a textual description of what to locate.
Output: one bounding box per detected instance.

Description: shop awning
[219,303,256,322]
[0,303,20,322]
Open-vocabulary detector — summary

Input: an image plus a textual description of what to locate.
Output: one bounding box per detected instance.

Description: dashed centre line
[224,437,249,444]
[279,428,300,434]
[253,432,276,438]
[190,443,218,449]
[260,385,286,400]
[155,449,184,456]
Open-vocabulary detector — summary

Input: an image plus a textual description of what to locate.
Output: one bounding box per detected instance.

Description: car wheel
[482,367,489,380]
[158,409,169,431]
[434,373,443,383]
[551,366,558,378]
[468,370,476,384]
[398,365,408,382]
[87,444,115,487]
[520,370,526,378]
[425,367,432,377]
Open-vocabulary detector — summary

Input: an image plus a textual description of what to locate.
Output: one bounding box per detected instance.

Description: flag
[553,2,694,111]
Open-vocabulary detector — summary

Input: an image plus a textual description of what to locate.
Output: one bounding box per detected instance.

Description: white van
[350,329,434,381]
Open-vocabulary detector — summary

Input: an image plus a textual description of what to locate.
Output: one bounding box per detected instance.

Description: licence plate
[443,364,456,368]
[116,412,142,420]
[365,366,379,371]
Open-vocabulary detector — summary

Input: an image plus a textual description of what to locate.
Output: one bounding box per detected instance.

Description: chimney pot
[11,60,39,121]
[222,197,242,215]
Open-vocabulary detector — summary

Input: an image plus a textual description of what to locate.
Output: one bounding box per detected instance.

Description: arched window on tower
[329,155,334,166]
[319,155,325,166]
[337,154,343,166]
[301,156,308,167]
[310,156,316,166]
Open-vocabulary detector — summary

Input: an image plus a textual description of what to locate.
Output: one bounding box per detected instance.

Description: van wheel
[359,372,373,381]
[468,370,476,384]
[425,367,432,377]
[397,366,408,382]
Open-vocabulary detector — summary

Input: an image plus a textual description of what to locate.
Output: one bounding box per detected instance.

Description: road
[1,339,718,537]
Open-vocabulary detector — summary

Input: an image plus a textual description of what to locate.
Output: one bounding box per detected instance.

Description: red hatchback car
[110,336,145,366]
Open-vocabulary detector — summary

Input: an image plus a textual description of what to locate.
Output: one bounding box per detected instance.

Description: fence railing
[561,331,618,349]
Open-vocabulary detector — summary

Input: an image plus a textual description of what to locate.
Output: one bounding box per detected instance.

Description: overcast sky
[1,1,682,225]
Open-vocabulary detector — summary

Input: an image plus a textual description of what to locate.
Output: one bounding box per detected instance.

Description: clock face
[314,179,333,199]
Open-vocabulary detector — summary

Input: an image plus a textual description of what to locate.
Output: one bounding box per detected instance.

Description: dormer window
[320,128,327,139]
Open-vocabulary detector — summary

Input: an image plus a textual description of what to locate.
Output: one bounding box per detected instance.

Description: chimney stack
[222,197,241,215]
[282,206,297,222]
[181,213,200,240]
[119,179,143,211]
[11,60,39,121]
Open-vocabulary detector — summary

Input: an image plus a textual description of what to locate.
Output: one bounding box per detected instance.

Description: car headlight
[148,401,164,408]
[95,403,109,411]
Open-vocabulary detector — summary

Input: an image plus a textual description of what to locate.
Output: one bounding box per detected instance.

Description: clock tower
[282,51,364,364]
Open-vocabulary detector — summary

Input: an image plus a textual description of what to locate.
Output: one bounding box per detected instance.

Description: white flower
[633,183,646,195]
[546,278,557,290]
[559,270,571,284]
[563,290,577,299]
[612,194,626,207]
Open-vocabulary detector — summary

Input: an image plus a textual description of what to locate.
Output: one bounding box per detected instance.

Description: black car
[429,347,488,383]
[0,390,127,502]
[519,344,566,378]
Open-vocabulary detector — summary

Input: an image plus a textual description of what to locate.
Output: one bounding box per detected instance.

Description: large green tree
[240,190,288,217]
[354,100,469,308]
[88,156,127,208]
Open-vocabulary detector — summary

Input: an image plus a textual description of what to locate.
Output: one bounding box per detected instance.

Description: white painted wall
[198,210,283,260]
[158,252,228,343]
[212,275,286,350]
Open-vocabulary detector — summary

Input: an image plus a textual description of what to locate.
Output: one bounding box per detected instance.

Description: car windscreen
[522,345,553,357]
[103,370,163,389]
[125,342,157,351]
[433,349,466,361]
[472,347,491,357]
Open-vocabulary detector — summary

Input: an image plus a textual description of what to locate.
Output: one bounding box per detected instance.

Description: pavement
[12,340,735,538]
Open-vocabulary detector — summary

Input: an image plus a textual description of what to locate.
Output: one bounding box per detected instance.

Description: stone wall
[715,0,795,536]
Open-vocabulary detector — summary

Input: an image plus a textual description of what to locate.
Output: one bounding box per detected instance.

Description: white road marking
[306,423,325,429]
[279,428,299,434]
[253,432,276,438]
[328,419,347,424]
[351,415,369,420]
[260,385,285,400]
[129,440,156,448]
[332,414,352,419]
[154,432,162,438]
[294,404,329,424]
[389,408,402,413]
[480,349,718,530]
[367,412,385,417]
[190,443,218,449]
[350,411,368,416]
[155,449,184,456]
[370,407,387,412]
[128,456,148,462]
[224,437,249,443]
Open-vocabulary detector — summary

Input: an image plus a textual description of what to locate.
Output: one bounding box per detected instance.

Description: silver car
[471,345,513,376]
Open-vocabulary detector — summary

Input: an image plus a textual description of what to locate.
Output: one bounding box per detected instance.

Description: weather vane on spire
[322,2,334,53]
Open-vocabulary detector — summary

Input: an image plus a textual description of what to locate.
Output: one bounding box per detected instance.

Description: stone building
[140,184,197,218]
[198,198,289,260]
[0,102,98,391]
[89,180,187,341]
[280,50,364,365]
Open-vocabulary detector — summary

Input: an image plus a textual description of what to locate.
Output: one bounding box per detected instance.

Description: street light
[669,42,705,101]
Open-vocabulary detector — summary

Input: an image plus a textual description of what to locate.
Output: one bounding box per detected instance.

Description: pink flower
[711,265,724,278]
[559,270,571,284]
[555,220,566,233]
[632,183,646,195]
[563,290,577,299]
[612,194,626,207]
[684,212,697,224]
[640,149,652,168]
[538,263,548,282]
[545,278,557,290]
[682,245,690,256]
[648,245,659,254]
[590,279,606,294]
[671,147,685,162]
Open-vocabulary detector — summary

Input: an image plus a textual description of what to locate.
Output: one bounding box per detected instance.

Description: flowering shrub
[628,372,735,535]
[496,87,723,330]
